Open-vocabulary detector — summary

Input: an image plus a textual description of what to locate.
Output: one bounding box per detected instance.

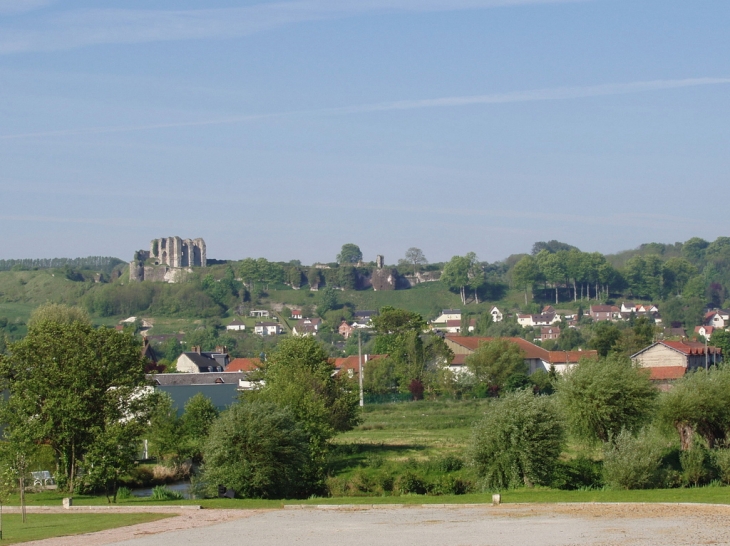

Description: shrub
[602,429,665,489]
[427,475,473,495]
[202,401,310,499]
[551,456,603,490]
[116,486,132,500]
[557,354,657,444]
[150,485,183,501]
[680,444,715,487]
[469,390,564,490]
[430,455,464,473]
[395,471,427,495]
[713,449,730,485]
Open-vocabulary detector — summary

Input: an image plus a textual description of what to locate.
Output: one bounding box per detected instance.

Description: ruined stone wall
[149,236,207,268]
[131,236,206,282]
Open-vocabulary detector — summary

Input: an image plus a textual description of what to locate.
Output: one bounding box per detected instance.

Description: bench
[31,471,54,487]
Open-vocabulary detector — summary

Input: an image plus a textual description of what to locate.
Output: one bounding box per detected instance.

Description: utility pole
[705,336,709,371]
[358,330,364,407]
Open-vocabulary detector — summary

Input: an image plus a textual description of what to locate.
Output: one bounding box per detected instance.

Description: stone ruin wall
[129,237,206,282]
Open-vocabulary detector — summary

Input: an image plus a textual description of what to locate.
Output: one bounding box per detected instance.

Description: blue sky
[1,0,728,264]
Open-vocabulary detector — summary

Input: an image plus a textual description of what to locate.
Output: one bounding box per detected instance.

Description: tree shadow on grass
[327,442,427,474]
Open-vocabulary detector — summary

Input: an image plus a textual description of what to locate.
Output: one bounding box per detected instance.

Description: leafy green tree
[371,306,426,335]
[202,401,309,498]
[710,330,730,357]
[662,257,698,296]
[338,265,358,290]
[336,244,363,264]
[254,337,360,487]
[0,321,150,494]
[536,250,567,304]
[558,328,585,351]
[317,287,338,316]
[588,321,622,357]
[181,393,220,463]
[306,267,322,289]
[470,390,564,489]
[465,339,527,392]
[682,237,709,266]
[658,366,730,449]
[557,354,657,444]
[512,255,540,305]
[82,421,144,502]
[404,247,428,276]
[27,303,90,328]
[441,255,471,305]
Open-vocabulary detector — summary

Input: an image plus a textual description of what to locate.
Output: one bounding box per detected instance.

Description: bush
[116,486,132,500]
[713,449,730,485]
[551,456,603,490]
[602,429,666,489]
[680,444,715,487]
[150,485,183,501]
[470,390,564,490]
[427,475,473,495]
[202,401,310,499]
[429,455,464,473]
[557,354,657,444]
[395,471,427,495]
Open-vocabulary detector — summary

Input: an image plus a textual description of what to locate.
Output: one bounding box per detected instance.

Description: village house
[175,346,230,373]
[517,313,560,327]
[291,309,303,320]
[292,317,321,336]
[541,326,560,341]
[332,354,385,379]
[444,319,476,334]
[444,335,597,375]
[489,306,503,322]
[695,325,715,339]
[249,309,270,318]
[225,319,246,331]
[339,321,355,339]
[704,309,730,329]
[431,309,461,324]
[589,305,620,321]
[254,322,283,336]
[353,310,377,323]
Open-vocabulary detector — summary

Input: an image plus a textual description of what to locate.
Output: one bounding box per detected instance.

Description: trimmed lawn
[0,513,172,544]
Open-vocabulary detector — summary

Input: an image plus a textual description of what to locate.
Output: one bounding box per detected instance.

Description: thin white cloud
[0,0,55,16]
[1,77,728,140]
[0,0,590,53]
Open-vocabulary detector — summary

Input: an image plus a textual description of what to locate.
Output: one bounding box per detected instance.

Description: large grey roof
[148,372,247,386]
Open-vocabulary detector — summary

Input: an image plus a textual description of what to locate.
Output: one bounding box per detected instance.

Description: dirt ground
[26,503,730,546]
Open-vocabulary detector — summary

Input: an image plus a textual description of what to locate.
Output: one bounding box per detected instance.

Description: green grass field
[0,513,171,544]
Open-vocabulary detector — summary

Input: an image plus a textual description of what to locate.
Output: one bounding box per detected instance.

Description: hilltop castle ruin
[130,237,206,282]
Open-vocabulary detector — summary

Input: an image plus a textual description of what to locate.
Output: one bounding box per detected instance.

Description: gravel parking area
[26,503,730,546]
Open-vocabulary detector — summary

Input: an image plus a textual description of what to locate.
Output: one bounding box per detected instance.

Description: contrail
[1,77,728,140]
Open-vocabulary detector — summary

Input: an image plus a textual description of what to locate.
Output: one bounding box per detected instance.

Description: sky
[1,0,728,264]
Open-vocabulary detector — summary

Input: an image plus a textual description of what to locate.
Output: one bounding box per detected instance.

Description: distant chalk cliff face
[129,237,206,282]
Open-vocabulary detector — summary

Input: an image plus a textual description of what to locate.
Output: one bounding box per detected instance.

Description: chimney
[193,345,201,354]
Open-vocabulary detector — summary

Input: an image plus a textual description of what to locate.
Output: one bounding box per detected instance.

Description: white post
[358,331,364,407]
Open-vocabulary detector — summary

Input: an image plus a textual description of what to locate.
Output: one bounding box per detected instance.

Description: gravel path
[24,503,730,546]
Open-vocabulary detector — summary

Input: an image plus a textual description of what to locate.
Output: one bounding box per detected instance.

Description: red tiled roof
[446,336,549,360]
[450,354,468,366]
[648,366,687,380]
[446,320,461,327]
[227,358,261,372]
[660,340,722,356]
[546,350,598,364]
[446,335,597,364]
[333,354,386,373]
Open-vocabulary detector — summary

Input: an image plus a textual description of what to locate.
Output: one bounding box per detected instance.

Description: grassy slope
[0,513,171,544]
